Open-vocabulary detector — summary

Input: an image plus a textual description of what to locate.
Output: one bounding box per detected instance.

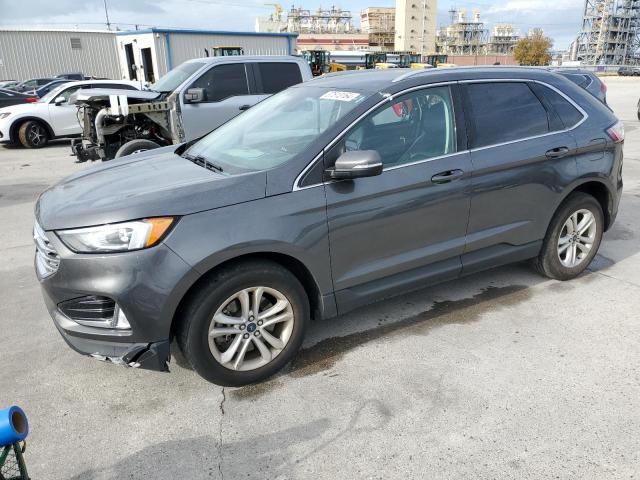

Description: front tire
[534,192,604,281]
[176,260,309,386]
[18,120,49,148]
[114,139,160,159]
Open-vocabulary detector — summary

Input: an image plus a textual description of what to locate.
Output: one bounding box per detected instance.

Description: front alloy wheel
[208,287,295,371]
[177,260,309,386]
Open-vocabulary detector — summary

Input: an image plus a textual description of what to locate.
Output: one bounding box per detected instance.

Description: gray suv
[35,67,624,386]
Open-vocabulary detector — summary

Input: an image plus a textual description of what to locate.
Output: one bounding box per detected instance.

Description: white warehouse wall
[0,29,120,80]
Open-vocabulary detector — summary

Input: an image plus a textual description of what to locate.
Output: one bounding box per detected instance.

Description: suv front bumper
[35,225,199,372]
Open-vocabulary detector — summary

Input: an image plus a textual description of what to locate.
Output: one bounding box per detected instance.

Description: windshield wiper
[182,153,224,173]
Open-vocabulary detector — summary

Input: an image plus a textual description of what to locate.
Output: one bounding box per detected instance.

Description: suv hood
[0,102,46,116]
[36,147,267,230]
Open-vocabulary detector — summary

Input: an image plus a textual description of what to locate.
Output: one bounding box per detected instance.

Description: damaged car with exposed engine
[70,56,312,162]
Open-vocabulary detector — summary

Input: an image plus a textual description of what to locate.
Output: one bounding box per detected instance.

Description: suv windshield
[151,62,205,92]
[185,86,369,172]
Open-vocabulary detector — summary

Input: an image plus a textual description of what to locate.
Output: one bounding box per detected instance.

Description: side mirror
[326,150,383,180]
[184,88,205,104]
[54,96,66,105]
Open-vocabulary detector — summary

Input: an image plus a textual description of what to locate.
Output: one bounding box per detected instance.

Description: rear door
[461,80,579,274]
[251,61,304,102]
[181,62,261,139]
[324,85,472,313]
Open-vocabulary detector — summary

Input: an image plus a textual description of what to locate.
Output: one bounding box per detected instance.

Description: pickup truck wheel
[114,139,160,159]
[176,260,309,386]
[18,120,49,148]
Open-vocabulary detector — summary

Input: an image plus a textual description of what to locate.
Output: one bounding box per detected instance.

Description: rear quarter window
[466,82,549,148]
[256,62,303,94]
[530,83,584,129]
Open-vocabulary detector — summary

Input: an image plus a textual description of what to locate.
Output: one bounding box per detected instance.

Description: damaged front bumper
[56,320,171,372]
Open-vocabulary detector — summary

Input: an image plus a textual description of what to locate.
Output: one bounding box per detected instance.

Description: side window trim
[459,79,588,153]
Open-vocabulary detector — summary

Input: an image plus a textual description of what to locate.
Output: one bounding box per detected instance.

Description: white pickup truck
[69,56,312,161]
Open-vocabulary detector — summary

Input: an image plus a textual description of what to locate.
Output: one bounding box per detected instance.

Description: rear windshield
[151,62,205,93]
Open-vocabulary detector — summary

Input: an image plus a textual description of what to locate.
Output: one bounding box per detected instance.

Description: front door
[48,84,86,137]
[324,85,472,313]
[181,63,262,140]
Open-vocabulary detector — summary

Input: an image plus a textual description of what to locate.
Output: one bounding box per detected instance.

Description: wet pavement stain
[605,224,636,241]
[0,182,48,207]
[230,284,530,400]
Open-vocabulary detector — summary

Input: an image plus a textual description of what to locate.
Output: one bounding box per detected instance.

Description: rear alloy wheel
[18,120,49,148]
[177,261,309,386]
[534,192,604,280]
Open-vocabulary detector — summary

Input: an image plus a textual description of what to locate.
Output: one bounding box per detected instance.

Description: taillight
[606,121,624,143]
[25,97,38,103]
[600,80,607,93]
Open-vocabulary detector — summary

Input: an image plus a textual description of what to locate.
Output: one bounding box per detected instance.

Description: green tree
[514,29,553,66]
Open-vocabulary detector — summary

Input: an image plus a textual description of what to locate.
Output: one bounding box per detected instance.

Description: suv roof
[184,55,307,65]
[305,66,564,91]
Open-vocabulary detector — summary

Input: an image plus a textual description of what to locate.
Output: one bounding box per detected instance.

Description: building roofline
[115,27,298,38]
[0,28,114,34]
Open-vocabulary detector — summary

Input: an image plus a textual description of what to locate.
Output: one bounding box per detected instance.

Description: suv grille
[34,221,60,278]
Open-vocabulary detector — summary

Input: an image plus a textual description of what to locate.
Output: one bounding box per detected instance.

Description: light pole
[103,0,112,31]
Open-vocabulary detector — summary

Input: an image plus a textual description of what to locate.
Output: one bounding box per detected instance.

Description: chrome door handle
[431,169,464,184]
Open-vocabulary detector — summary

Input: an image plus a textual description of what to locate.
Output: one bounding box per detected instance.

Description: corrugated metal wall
[0,30,120,80]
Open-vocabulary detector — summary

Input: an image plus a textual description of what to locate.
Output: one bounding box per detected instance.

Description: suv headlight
[57,217,175,253]
[0,112,12,120]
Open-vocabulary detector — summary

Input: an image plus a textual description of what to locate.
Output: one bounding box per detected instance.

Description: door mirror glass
[184,88,204,104]
[326,150,383,180]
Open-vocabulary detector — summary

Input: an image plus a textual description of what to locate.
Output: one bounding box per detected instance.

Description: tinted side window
[191,64,249,102]
[467,82,549,148]
[256,63,302,94]
[530,83,584,129]
[343,86,456,168]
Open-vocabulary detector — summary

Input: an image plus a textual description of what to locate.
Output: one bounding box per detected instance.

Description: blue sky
[1,0,584,50]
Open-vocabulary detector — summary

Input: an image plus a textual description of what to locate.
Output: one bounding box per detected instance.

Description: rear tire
[176,260,309,386]
[534,192,604,281]
[18,120,49,148]
[114,139,160,159]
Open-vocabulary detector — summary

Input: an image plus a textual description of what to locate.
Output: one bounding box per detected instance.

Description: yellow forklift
[211,46,244,56]
[302,50,331,76]
[365,52,387,69]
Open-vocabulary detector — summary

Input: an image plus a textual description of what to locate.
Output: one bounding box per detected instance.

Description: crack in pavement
[587,268,640,289]
[218,387,226,480]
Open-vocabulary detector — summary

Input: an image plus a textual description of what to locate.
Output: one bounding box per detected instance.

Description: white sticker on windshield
[320,91,361,102]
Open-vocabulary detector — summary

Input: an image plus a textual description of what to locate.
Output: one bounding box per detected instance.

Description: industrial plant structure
[436,9,519,57]
[361,7,396,51]
[577,0,640,65]
[395,0,438,54]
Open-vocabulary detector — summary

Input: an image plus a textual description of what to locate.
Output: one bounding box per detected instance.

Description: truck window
[190,63,249,102]
[256,62,303,94]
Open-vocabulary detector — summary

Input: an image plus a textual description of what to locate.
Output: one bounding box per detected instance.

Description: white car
[0,80,141,148]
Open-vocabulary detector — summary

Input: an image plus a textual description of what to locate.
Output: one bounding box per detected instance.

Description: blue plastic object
[0,406,28,447]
